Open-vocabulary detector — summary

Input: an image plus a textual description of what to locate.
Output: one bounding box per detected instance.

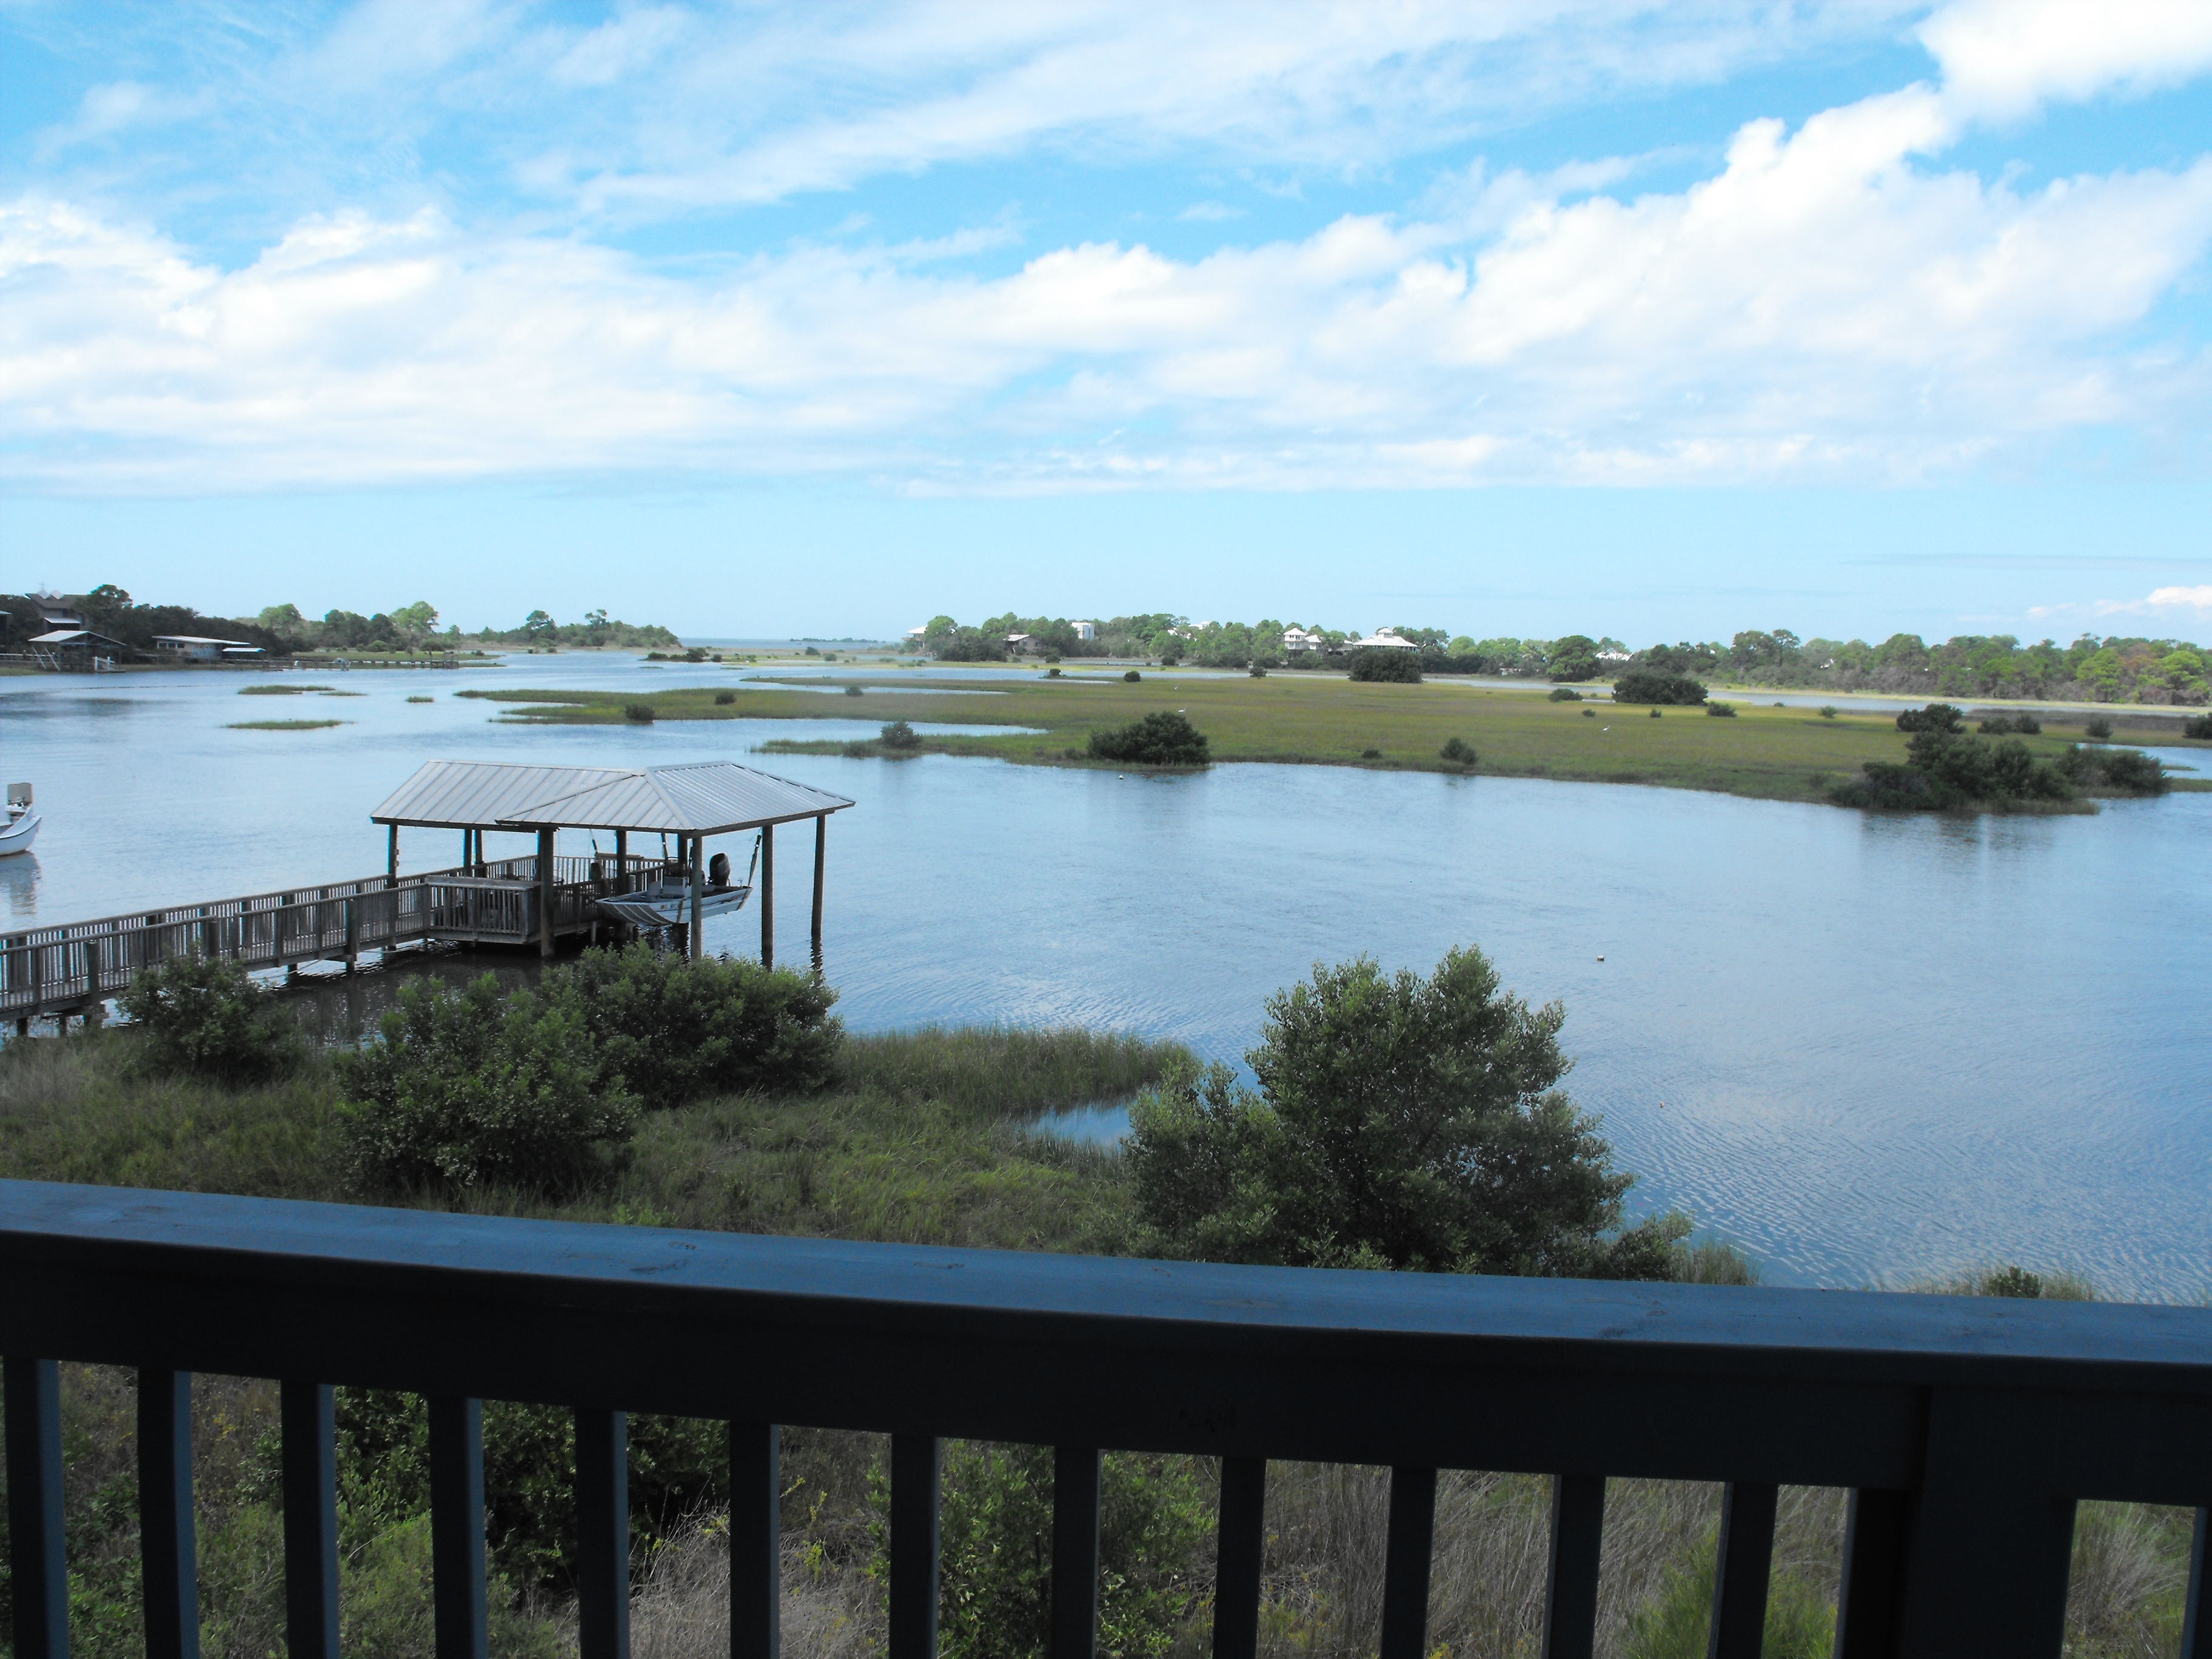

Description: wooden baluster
[1377,1467,1436,1659]
[1707,1483,1776,1659]
[139,1369,200,1659]
[1834,1487,1911,1658]
[1052,1447,1102,1659]
[5,1356,68,1659]
[810,816,826,976]
[1891,1388,2076,1657]
[1540,1474,1605,1659]
[281,1381,341,1659]
[576,1409,630,1659]
[2184,1510,2212,1659]
[731,1424,781,1659]
[1212,1458,1267,1659]
[890,1435,942,1659]
[430,1396,489,1659]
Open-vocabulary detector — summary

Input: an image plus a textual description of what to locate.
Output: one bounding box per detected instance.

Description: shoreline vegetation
[1,947,2193,1658]
[455,678,2205,810]
[900,614,2212,709]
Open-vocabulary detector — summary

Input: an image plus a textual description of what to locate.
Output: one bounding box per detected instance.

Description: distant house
[1005,632,1043,656]
[36,600,85,631]
[1071,621,1097,641]
[1348,628,1419,651]
[1282,626,1327,655]
[29,628,130,669]
[903,625,928,641]
[153,635,261,662]
[1597,649,1632,665]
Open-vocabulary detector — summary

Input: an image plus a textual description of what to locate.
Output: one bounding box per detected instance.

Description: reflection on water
[2,659,2209,1299]
[0,854,38,919]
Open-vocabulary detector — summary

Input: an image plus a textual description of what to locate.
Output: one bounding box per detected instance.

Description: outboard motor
[708,851,731,887]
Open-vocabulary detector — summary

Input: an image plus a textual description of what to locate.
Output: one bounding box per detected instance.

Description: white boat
[1,784,38,857]
[594,879,751,928]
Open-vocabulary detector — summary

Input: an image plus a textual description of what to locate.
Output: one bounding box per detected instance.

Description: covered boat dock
[370,760,856,963]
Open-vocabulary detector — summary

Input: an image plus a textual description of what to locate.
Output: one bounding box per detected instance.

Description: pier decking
[3,759,855,1030]
[1,854,676,1027]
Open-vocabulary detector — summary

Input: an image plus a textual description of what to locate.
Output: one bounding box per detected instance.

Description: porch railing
[4,1181,2211,1659]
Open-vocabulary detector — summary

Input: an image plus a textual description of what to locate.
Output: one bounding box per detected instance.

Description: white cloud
[1920,0,2212,119]
[6,75,2209,495]
[1178,202,1244,222]
[2095,585,2212,618]
[34,81,210,159]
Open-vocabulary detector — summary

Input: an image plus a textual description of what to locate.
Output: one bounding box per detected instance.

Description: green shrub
[843,684,863,697]
[337,975,638,1191]
[1894,703,1963,734]
[2187,713,2212,739]
[2085,716,2115,740]
[1361,746,1382,758]
[2094,747,2167,794]
[1980,712,2039,734]
[880,719,923,750]
[1582,708,1594,717]
[1547,686,1581,702]
[1128,947,1684,1278]
[1045,667,1063,678]
[117,956,300,1083]
[1819,705,1838,719]
[714,690,737,705]
[1649,706,1661,718]
[1088,711,1208,765]
[537,947,843,1110]
[1440,736,1476,765]
[1611,671,1706,705]
[1123,669,1141,682]
[623,702,656,723]
[873,1442,1212,1659]
[1347,648,1422,683]
[1248,664,1266,677]
[1705,702,1735,717]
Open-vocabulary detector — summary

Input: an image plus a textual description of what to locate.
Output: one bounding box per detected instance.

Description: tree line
[909,611,2208,705]
[0,587,679,657]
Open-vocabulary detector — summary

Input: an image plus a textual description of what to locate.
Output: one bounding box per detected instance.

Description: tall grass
[837,1025,1184,1117]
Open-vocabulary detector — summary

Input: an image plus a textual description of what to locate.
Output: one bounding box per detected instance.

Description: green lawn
[457,675,2209,804]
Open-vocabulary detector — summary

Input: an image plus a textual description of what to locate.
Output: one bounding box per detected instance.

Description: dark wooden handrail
[4,1180,2210,1659]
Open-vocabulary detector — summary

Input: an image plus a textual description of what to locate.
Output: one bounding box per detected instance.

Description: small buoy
[1597,956,1604,962]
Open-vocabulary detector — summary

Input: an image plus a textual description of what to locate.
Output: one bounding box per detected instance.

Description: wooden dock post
[760,825,774,968]
[537,828,556,959]
[387,825,398,881]
[688,840,704,960]
[811,816,826,972]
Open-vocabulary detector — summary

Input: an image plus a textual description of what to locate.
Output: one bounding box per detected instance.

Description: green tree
[522,609,557,642]
[1128,949,1681,1278]
[1088,711,1208,764]
[1546,634,1602,680]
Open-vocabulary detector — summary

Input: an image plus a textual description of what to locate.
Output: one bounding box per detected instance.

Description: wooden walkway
[1,853,677,1028]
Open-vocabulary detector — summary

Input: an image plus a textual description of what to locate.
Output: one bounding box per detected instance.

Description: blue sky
[3,1,2210,643]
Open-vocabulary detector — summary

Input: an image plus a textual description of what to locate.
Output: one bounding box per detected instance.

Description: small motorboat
[592,834,758,928]
[594,878,752,929]
[0,785,39,857]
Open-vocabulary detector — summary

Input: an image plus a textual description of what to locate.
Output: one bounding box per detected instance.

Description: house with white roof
[1348,627,1419,651]
[1071,621,1096,641]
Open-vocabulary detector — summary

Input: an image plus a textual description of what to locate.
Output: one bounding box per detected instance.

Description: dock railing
[5,1181,2211,1659]
[0,854,679,1022]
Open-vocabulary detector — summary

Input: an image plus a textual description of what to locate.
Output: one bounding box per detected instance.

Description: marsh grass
[224,718,350,731]
[458,675,2053,806]
[237,683,334,695]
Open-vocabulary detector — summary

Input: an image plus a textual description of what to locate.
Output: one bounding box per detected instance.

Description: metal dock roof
[371,760,854,835]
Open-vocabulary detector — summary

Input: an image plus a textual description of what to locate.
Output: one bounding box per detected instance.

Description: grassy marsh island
[223,717,350,731]
[455,675,2208,808]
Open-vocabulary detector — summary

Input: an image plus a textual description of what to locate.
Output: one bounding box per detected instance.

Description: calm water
[3,659,2208,1299]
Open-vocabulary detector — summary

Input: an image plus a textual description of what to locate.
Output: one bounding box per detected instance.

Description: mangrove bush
[1611,671,1706,706]
[1088,711,1209,765]
[117,956,301,1084]
[1127,948,1684,1278]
